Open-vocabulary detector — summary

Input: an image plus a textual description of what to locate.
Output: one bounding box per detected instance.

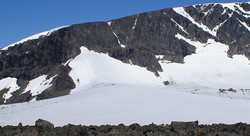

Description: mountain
[1,2,250,106]
[1,2,250,126]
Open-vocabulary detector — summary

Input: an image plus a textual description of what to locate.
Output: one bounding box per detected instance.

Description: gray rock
[163,81,170,86]
[35,119,54,129]
[1,121,250,136]
[170,121,198,129]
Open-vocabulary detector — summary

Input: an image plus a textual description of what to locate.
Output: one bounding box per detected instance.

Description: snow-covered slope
[68,47,163,93]
[166,34,250,89]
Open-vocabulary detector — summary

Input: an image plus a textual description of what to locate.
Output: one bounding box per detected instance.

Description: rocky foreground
[1,119,250,136]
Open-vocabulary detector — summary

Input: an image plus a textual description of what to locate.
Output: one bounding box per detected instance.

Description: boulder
[35,119,54,129]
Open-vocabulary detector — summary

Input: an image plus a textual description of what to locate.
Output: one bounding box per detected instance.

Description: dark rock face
[6,91,33,104]
[109,9,197,66]
[0,27,81,80]
[1,2,250,104]
[217,14,250,58]
[1,120,250,136]
[0,28,78,104]
[36,65,75,101]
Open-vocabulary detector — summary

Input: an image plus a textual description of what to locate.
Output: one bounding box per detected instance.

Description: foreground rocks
[1,119,250,136]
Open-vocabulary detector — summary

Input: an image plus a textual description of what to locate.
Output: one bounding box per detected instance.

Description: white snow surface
[172,33,250,89]
[1,84,250,126]
[2,26,68,50]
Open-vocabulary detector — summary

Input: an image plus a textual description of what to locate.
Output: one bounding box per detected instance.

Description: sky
[0,0,249,48]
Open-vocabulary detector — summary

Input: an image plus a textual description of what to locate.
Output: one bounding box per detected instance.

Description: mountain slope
[0,2,250,104]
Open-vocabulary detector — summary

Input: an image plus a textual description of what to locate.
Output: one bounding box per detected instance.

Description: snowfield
[1,84,250,126]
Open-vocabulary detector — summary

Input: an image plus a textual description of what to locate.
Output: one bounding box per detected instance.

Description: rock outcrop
[1,120,250,136]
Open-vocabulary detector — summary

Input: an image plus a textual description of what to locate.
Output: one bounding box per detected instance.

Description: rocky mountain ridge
[1,2,250,104]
